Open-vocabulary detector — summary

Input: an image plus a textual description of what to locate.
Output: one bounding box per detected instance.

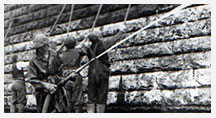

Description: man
[10,55,27,113]
[60,37,84,113]
[77,31,125,113]
[28,34,76,113]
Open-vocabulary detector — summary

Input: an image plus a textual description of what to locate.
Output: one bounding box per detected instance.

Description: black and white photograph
[3,3,211,114]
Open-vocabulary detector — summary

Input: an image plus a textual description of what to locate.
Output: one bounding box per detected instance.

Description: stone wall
[4,4,211,112]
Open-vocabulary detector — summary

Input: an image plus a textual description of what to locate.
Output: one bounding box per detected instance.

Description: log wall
[4,4,211,113]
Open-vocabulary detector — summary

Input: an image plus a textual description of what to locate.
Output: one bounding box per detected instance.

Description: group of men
[10,31,125,113]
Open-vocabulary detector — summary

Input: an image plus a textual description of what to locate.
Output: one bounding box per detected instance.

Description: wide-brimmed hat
[33,34,48,48]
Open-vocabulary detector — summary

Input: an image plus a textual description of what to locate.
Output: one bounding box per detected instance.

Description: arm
[75,38,92,56]
[28,59,58,93]
[28,60,47,90]
[103,31,127,49]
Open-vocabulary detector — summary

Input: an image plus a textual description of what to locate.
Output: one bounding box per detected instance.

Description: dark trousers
[10,79,27,113]
[64,75,84,112]
[87,73,109,104]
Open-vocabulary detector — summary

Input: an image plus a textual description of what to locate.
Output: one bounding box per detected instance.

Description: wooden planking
[4,5,210,46]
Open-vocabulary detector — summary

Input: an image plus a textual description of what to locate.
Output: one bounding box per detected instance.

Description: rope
[48,4,67,37]
[95,4,190,60]
[91,4,103,32]
[124,4,131,25]
[57,4,191,88]
[4,21,13,40]
[67,4,75,34]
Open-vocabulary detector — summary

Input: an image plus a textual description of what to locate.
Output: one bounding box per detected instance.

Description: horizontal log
[109,68,211,90]
[4,5,210,46]
[4,50,35,65]
[4,104,211,113]
[4,87,211,107]
[110,51,210,74]
[4,4,92,22]
[106,105,210,113]
[120,18,210,48]
[4,68,210,96]
[4,4,135,36]
[4,4,28,13]
[4,51,210,74]
[4,17,211,55]
[4,4,92,29]
[109,36,210,61]
[107,87,211,106]
[4,94,36,107]
[4,61,29,73]
[5,4,179,37]
[194,68,211,86]
[4,35,210,65]
[4,4,55,21]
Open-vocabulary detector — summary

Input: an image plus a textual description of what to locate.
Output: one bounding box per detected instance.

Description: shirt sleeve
[27,60,38,80]
[103,31,127,49]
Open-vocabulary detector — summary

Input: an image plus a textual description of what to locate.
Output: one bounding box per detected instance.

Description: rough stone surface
[4,68,210,96]
[4,5,210,46]
[4,35,210,65]
[108,87,211,106]
[110,51,210,74]
[4,4,211,112]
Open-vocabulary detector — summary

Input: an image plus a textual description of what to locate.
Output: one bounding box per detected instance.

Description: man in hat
[28,34,78,112]
[77,31,126,113]
[10,55,27,113]
[59,36,84,113]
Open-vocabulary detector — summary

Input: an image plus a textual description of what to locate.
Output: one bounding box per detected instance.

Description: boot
[87,104,95,113]
[96,104,105,113]
[74,106,83,113]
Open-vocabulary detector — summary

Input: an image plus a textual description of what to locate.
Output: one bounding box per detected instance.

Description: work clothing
[10,62,27,113]
[28,49,67,113]
[60,48,84,112]
[82,32,125,112]
[86,40,110,105]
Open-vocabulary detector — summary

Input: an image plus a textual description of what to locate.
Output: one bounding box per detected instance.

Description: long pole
[57,4,191,87]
